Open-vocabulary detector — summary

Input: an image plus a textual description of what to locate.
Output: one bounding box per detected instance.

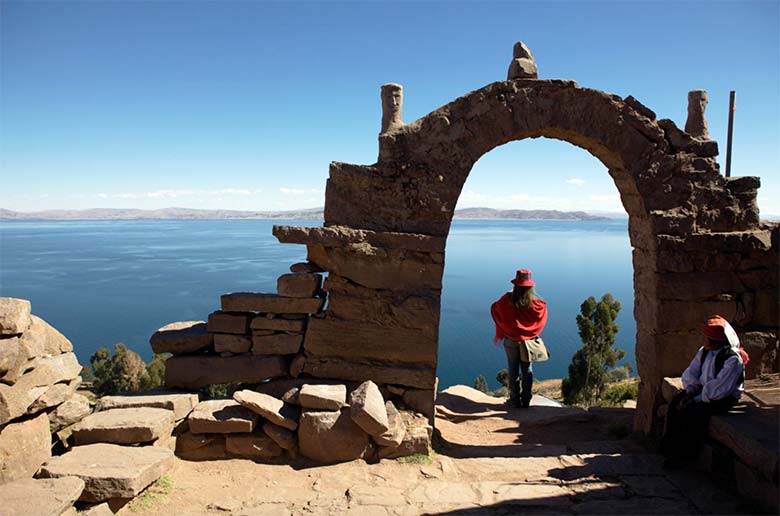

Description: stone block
[21,315,74,357]
[378,410,432,459]
[213,333,252,353]
[149,321,211,355]
[0,336,25,381]
[401,388,437,423]
[262,420,296,450]
[0,412,51,484]
[0,298,31,335]
[303,355,437,390]
[708,414,779,482]
[661,377,683,402]
[734,459,779,513]
[207,311,251,334]
[656,300,737,333]
[374,400,405,448]
[38,443,174,503]
[225,434,283,460]
[251,333,303,355]
[188,400,258,434]
[304,318,437,366]
[50,394,91,432]
[277,273,322,298]
[0,476,85,516]
[657,272,743,301]
[251,316,306,332]
[289,261,324,273]
[298,384,347,410]
[273,224,446,253]
[95,392,199,421]
[349,381,389,436]
[71,407,175,446]
[233,390,299,431]
[221,293,324,314]
[79,502,113,516]
[164,354,289,389]
[298,408,369,464]
[27,378,81,414]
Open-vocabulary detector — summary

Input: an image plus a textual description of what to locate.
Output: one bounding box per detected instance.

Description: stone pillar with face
[380,83,404,134]
[685,90,710,140]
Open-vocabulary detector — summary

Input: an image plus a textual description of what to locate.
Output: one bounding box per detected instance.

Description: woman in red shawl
[490,269,548,408]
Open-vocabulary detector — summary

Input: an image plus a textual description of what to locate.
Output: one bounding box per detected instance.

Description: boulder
[302,355,436,390]
[207,312,251,335]
[213,333,252,354]
[164,354,290,389]
[221,293,324,314]
[251,333,303,355]
[50,394,91,432]
[27,378,81,414]
[175,431,228,461]
[298,408,369,464]
[18,316,73,358]
[298,384,347,410]
[273,225,446,253]
[95,392,199,421]
[374,401,405,448]
[349,380,389,436]
[0,336,24,380]
[0,476,85,516]
[378,410,432,459]
[71,407,175,446]
[251,317,306,332]
[233,390,299,431]
[188,400,258,434]
[0,298,31,335]
[277,273,322,298]
[225,434,283,460]
[149,321,211,355]
[38,443,174,502]
[289,261,324,273]
[0,412,51,484]
[262,420,297,450]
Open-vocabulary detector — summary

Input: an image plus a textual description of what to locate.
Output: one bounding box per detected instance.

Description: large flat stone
[164,354,290,389]
[298,384,347,410]
[262,420,296,450]
[272,225,447,253]
[95,392,199,421]
[298,408,369,464]
[225,434,283,460]
[277,273,322,298]
[0,298,31,335]
[233,390,299,430]
[207,312,251,334]
[213,333,252,354]
[38,443,174,502]
[27,378,81,414]
[250,316,306,332]
[0,476,85,516]
[0,412,51,484]
[149,321,212,355]
[374,400,405,447]
[304,318,437,366]
[189,400,259,434]
[72,407,175,445]
[302,355,437,389]
[18,315,73,359]
[251,333,303,355]
[349,380,389,436]
[709,410,779,481]
[221,293,325,314]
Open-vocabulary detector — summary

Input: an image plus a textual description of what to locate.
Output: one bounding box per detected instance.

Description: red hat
[701,315,728,341]
[511,269,535,287]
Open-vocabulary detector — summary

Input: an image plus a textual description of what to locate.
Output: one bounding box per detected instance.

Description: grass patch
[129,474,174,512]
[397,452,434,465]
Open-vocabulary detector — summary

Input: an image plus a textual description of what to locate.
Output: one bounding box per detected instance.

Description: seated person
[661,314,749,460]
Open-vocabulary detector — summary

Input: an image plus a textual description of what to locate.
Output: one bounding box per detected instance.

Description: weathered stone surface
[50,393,91,431]
[251,333,303,355]
[289,261,324,273]
[164,354,289,389]
[289,352,305,378]
[709,412,779,482]
[221,293,324,314]
[378,410,431,459]
[0,336,25,380]
[79,502,113,516]
[213,333,252,353]
[149,321,211,355]
[0,412,51,484]
[251,316,306,332]
[207,311,251,335]
[174,432,228,461]
[225,434,283,460]
[298,408,369,464]
[21,315,74,357]
[325,289,440,335]
[95,392,199,421]
[303,355,436,390]
[38,443,174,503]
[298,384,347,410]
[188,400,258,434]
[27,378,81,414]
[402,388,436,422]
[0,476,85,516]
[277,273,322,298]
[273,225,446,253]
[349,381,389,436]
[0,298,31,335]
[508,57,538,80]
[304,318,437,366]
[262,420,296,450]
[374,400,405,447]
[685,89,710,140]
[72,407,175,446]
[233,390,299,431]
[661,377,683,402]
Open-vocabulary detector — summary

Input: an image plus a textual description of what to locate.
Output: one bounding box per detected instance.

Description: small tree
[561,293,625,406]
[473,374,489,393]
[90,344,168,396]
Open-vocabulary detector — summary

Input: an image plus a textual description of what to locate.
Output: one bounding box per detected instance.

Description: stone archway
[275,44,777,434]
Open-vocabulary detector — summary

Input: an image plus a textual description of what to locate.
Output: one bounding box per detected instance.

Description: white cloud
[38,194,50,198]
[565,178,587,185]
[280,187,305,195]
[97,193,108,199]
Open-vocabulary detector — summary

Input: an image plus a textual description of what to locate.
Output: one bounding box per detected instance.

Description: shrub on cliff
[89,343,169,396]
[561,293,626,406]
[473,374,489,393]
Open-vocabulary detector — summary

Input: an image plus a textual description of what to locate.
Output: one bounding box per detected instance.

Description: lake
[0,219,635,390]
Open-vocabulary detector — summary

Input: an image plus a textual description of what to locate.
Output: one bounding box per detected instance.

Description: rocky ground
[119,386,760,516]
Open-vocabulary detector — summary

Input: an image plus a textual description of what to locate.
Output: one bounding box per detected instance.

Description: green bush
[600,381,639,407]
[89,343,169,396]
[473,374,489,393]
[496,369,508,388]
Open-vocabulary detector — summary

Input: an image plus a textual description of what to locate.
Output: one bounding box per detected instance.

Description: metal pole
[725,91,735,178]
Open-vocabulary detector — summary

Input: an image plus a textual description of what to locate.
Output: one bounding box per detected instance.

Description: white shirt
[681,346,744,402]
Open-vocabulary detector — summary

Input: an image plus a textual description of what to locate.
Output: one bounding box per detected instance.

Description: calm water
[0,219,635,390]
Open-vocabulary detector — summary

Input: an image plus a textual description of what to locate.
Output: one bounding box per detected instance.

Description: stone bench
[660,373,780,512]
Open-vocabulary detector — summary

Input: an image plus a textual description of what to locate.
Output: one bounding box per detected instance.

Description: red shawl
[490,292,548,343]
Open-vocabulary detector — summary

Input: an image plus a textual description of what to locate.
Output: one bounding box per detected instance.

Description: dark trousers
[661,392,738,459]
[503,339,533,407]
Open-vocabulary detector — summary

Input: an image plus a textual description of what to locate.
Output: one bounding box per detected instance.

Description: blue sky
[2,1,778,214]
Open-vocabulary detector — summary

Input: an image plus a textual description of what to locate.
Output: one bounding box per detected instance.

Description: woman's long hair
[511,285,535,308]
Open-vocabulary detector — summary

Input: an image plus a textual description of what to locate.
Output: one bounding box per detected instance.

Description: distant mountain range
[0,207,624,221]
